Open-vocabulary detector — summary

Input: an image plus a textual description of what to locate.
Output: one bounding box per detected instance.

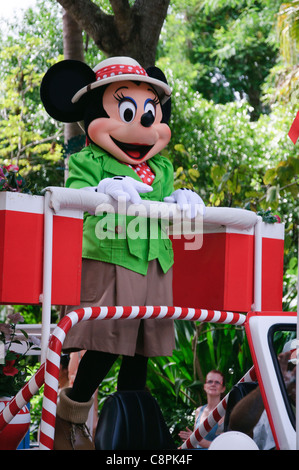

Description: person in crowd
[179,370,226,449]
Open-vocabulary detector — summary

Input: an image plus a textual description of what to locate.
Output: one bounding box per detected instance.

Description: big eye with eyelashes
[144,98,157,118]
[118,99,137,123]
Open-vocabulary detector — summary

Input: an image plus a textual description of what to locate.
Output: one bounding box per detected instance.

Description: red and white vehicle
[0,187,297,450]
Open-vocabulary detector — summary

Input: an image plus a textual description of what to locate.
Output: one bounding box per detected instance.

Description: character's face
[87,81,171,164]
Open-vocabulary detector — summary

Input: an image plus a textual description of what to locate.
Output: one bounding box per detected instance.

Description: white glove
[164,188,205,219]
[96,176,153,204]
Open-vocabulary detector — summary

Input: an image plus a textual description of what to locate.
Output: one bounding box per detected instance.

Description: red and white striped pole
[0,305,247,450]
[39,306,246,449]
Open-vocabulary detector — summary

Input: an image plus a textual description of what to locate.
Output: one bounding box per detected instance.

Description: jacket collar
[89,144,164,184]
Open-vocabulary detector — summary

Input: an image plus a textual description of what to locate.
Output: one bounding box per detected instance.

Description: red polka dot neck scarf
[126,162,155,185]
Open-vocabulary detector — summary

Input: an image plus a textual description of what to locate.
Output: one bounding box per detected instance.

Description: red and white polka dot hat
[72,56,171,105]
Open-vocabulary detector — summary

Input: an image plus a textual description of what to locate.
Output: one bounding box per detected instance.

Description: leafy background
[0,0,298,446]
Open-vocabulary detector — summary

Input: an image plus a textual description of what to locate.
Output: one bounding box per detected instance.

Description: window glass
[269,325,296,429]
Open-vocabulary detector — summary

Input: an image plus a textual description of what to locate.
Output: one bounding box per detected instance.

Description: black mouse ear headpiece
[40,60,95,123]
[146,66,171,124]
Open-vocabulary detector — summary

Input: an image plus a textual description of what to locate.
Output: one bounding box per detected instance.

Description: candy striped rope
[39,306,246,449]
[180,366,257,449]
[0,306,247,450]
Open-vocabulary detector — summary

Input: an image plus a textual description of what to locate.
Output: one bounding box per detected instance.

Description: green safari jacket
[66,144,175,275]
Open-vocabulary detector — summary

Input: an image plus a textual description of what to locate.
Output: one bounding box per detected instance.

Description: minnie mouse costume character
[40,57,205,450]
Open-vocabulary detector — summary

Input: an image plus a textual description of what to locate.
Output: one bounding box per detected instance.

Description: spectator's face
[204,372,225,397]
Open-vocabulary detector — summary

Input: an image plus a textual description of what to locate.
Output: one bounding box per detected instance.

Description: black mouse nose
[140,111,155,127]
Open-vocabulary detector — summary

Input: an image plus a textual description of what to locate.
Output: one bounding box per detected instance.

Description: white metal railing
[40,186,262,362]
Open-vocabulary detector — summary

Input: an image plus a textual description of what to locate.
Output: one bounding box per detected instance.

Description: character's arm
[228,387,264,437]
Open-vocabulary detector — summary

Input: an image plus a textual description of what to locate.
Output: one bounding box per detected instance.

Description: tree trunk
[57,0,170,68]
[58,0,170,181]
[62,9,85,181]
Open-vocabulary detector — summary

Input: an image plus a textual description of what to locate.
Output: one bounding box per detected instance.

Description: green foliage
[159,0,281,118]
[29,382,44,444]
[0,1,65,194]
[283,256,298,310]
[0,0,298,445]
[277,0,299,66]
[0,313,40,397]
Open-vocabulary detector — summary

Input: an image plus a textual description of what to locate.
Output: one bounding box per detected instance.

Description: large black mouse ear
[40,60,95,123]
[146,66,171,124]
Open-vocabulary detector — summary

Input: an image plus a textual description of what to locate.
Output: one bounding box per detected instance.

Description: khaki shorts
[61,259,175,357]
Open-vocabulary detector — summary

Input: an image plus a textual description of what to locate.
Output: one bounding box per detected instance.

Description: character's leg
[54,350,118,450]
[70,350,118,402]
[117,353,148,391]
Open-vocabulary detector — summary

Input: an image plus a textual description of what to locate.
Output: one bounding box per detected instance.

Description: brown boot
[54,387,95,450]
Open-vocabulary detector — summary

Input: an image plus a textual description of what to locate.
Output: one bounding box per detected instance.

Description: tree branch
[109,0,133,42]
[110,0,131,17]
[56,0,117,55]
[131,0,170,66]
[16,130,64,160]
[56,0,170,66]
